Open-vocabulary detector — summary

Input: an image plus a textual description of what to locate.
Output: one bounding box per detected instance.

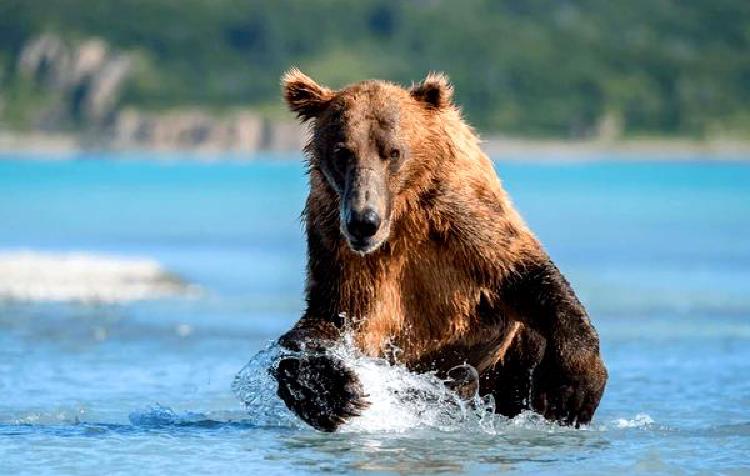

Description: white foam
[234,336,504,434]
[330,334,499,433]
[0,250,196,303]
[614,413,654,429]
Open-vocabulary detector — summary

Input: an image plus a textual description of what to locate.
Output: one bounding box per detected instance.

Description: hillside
[1,0,749,139]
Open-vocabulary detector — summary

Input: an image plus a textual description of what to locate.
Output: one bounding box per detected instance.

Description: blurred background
[1,1,749,475]
[1,0,750,152]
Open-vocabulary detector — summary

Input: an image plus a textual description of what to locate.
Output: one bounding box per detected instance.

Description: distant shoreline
[481,136,750,161]
[1,131,749,161]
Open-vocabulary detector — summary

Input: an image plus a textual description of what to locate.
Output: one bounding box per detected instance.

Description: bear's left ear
[410,72,454,109]
[282,67,333,121]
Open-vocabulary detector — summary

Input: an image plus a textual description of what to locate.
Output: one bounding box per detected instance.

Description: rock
[11,33,307,153]
[104,108,302,153]
[16,34,132,125]
[18,34,70,90]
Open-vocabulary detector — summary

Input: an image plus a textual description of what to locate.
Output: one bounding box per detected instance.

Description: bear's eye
[389,148,401,160]
[333,145,354,168]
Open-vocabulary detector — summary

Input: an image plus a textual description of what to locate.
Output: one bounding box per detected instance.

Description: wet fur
[275,70,607,431]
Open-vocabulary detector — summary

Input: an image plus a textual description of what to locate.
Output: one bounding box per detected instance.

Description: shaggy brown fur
[274,69,607,431]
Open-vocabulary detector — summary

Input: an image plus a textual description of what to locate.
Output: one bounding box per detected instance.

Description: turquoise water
[1,154,749,474]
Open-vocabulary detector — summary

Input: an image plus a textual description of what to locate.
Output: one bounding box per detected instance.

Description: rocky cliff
[4,34,305,153]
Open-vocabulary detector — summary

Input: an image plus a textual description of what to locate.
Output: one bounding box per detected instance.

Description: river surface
[1,154,748,475]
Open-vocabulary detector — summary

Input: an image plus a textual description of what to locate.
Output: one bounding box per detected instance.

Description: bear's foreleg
[500,257,607,427]
[273,320,369,431]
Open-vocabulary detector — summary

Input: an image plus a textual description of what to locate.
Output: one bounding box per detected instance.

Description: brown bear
[273,68,607,431]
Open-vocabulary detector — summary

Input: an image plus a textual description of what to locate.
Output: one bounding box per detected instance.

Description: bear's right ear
[282,68,333,121]
[410,72,454,110]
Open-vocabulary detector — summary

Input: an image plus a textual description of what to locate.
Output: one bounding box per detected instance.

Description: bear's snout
[340,167,390,253]
[347,207,381,242]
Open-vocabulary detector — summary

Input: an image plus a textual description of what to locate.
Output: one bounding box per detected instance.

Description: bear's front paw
[533,350,607,428]
[272,355,369,431]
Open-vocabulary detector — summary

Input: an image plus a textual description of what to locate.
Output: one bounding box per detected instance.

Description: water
[1,154,749,474]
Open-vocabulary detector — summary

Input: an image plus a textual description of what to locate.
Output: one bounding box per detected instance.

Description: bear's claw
[533,350,607,428]
[273,355,369,432]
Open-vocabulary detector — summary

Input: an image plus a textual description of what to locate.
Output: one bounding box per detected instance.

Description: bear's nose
[347,208,381,240]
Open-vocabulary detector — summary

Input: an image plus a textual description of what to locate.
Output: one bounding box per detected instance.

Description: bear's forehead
[333,82,408,131]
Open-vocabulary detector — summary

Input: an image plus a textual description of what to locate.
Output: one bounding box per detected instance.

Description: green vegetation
[1,0,749,137]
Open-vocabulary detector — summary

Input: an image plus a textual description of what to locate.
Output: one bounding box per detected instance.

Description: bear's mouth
[340,221,390,255]
[348,237,381,254]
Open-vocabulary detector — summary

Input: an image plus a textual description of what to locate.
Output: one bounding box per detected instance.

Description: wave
[128,404,263,430]
[0,250,197,303]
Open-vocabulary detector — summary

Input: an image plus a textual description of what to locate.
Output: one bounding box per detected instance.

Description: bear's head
[282,68,455,254]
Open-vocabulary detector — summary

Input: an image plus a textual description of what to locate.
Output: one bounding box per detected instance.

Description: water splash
[613,413,655,429]
[234,335,509,434]
[231,342,302,428]
[232,334,657,435]
[9,407,87,426]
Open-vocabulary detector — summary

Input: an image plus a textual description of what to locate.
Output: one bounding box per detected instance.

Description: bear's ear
[282,68,333,121]
[410,72,454,109]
